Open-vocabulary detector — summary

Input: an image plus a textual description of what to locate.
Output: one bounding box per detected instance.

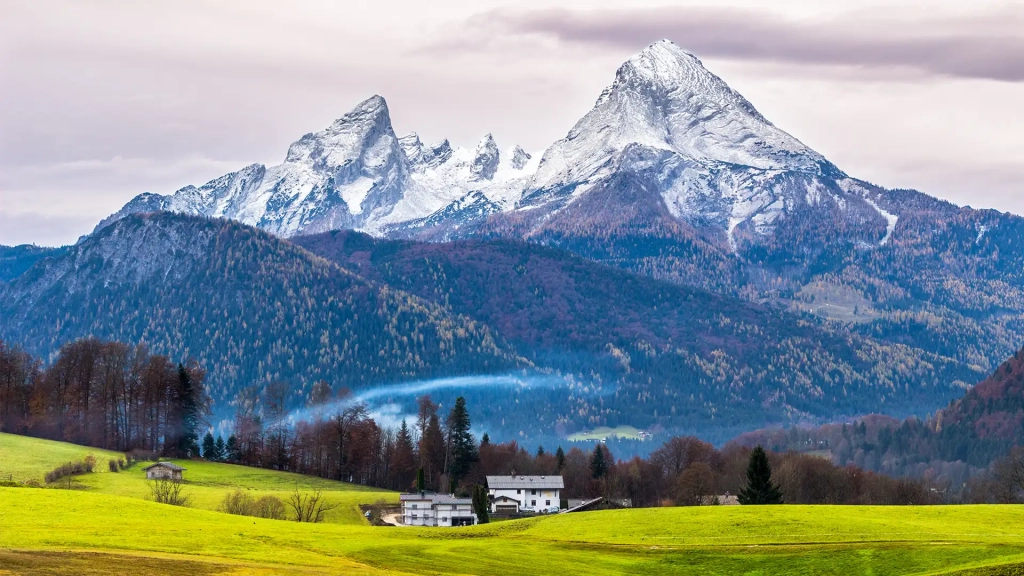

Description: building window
[531,500,536,506]
[531,489,536,495]
[411,504,417,509]
[546,500,551,506]
[516,489,521,494]
[412,514,418,519]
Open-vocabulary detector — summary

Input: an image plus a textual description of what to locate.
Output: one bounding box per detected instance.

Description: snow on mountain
[97,39,894,251]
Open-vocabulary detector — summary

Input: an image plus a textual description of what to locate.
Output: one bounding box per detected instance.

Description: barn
[143,462,186,480]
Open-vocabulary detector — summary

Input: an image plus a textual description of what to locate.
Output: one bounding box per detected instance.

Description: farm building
[399,493,477,527]
[486,475,563,513]
[143,462,186,480]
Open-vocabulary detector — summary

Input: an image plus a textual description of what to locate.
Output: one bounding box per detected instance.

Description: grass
[0,432,396,525]
[2,433,1024,575]
[567,425,645,442]
[0,432,124,483]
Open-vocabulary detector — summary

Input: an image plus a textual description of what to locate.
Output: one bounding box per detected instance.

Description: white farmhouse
[399,493,477,527]
[486,475,563,513]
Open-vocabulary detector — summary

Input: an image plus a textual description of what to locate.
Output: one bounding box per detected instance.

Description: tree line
[5,336,1020,505]
[0,338,207,455]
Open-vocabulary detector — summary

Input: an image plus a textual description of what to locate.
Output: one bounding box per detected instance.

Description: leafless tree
[149,478,193,507]
[287,488,339,523]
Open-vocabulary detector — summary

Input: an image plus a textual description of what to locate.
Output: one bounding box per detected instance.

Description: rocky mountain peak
[470,133,501,180]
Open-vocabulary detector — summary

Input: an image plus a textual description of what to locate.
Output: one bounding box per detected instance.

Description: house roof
[142,461,186,472]
[486,475,564,489]
[399,493,472,505]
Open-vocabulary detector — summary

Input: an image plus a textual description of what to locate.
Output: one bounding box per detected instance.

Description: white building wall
[489,488,560,512]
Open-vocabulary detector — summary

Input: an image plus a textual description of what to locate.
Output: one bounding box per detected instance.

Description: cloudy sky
[2,0,1022,246]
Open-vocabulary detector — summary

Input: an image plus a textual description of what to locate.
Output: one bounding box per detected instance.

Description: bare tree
[287,488,339,523]
[149,478,193,507]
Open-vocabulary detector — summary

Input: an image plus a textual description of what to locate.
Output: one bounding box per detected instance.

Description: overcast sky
[2,0,1022,246]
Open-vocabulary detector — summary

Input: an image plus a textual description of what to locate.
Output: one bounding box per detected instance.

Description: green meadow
[566,425,645,442]
[1,433,1024,575]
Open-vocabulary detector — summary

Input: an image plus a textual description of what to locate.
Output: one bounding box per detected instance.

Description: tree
[286,489,339,523]
[536,446,545,457]
[555,446,565,472]
[170,363,205,458]
[480,433,490,447]
[738,446,783,505]
[214,436,226,461]
[202,432,216,460]
[590,445,609,479]
[416,467,426,493]
[225,435,240,462]
[447,397,477,487]
[472,484,490,524]
[675,462,716,506]
[391,419,416,490]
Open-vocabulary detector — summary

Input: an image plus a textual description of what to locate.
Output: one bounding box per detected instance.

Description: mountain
[0,213,522,408]
[84,39,1024,432]
[0,245,65,283]
[293,229,977,441]
[96,96,538,239]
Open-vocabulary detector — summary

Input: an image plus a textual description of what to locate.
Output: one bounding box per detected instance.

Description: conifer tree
[225,435,240,462]
[173,364,203,457]
[392,419,416,490]
[738,446,784,505]
[202,431,216,460]
[472,484,490,524]
[480,433,490,447]
[536,446,545,457]
[447,396,477,487]
[555,446,566,472]
[416,467,426,493]
[214,436,226,461]
[590,445,609,479]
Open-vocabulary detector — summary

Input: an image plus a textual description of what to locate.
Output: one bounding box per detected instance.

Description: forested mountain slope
[0,213,522,407]
[295,230,979,439]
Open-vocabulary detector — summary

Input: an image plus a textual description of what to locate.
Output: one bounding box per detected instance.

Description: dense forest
[4,335,1022,505]
[734,345,1024,495]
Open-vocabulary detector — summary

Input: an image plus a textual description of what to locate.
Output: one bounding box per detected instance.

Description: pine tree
[536,445,545,457]
[392,419,416,490]
[472,484,490,524]
[555,446,566,471]
[416,467,426,493]
[202,431,216,460]
[480,433,490,447]
[173,364,202,457]
[214,436,226,461]
[447,396,477,487]
[590,445,609,479]
[225,435,240,462]
[738,446,783,505]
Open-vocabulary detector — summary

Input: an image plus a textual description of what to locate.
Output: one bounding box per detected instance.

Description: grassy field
[0,432,396,524]
[567,425,645,442]
[2,433,1024,575]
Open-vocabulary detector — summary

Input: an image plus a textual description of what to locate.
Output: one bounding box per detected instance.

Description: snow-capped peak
[471,133,501,180]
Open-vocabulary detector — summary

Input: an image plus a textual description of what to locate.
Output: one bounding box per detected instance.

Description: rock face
[97,40,894,253]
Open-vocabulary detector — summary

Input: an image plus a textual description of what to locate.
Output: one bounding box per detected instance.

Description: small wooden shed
[143,461,186,481]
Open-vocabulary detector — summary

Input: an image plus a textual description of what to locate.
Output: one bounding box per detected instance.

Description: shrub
[44,460,88,484]
[149,479,193,507]
[108,459,119,472]
[219,490,286,520]
[83,454,97,473]
[118,458,127,470]
[253,495,286,520]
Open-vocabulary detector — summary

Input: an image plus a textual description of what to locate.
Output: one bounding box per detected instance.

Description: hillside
[295,230,979,440]
[0,432,395,524]
[0,244,64,283]
[0,213,522,409]
[1,485,1023,575]
[733,345,1024,484]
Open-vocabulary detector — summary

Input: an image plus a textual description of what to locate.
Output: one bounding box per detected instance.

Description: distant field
[0,432,396,525]
[567,425,645,442]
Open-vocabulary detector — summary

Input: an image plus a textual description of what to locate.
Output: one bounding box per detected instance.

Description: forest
[4,335,1022,506]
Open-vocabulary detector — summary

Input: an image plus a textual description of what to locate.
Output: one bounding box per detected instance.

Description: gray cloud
[466,6,1024,82]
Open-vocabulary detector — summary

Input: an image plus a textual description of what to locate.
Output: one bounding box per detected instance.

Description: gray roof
[486,475,564,489]
[399,493,472,505]
[142,461,186,472]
